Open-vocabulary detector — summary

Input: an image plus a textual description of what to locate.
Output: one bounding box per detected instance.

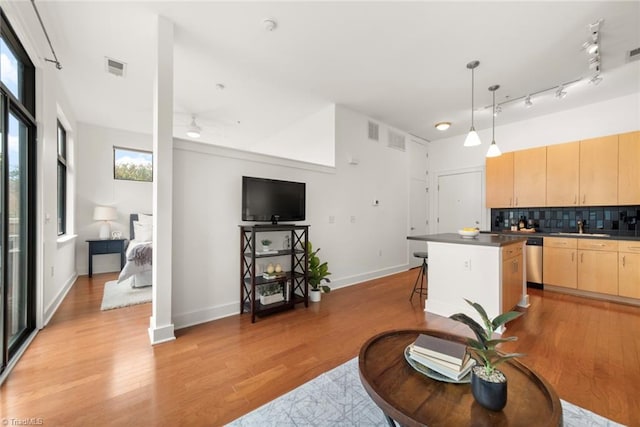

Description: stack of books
[408,334,475,381]
[262,271,287,280]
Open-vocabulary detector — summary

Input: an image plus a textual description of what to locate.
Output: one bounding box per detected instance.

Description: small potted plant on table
[261,239,272,252]
[307,241,331,302]
[450,299,524,411]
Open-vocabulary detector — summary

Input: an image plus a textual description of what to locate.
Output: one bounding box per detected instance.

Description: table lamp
[93,206,118,239]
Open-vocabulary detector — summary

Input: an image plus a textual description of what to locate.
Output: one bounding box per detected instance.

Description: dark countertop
[407,233,527,247]
[488,230,640,241]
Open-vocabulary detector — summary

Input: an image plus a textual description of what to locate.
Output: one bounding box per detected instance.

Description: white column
[149,15,175,344]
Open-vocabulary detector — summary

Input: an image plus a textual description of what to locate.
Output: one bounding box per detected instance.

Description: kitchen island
[407,233,529,332]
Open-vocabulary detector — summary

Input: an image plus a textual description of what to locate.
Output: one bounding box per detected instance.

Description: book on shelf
[256,249,279,255]
[408,349,476,381]
[412,334,469,366]
[262,271,287,280]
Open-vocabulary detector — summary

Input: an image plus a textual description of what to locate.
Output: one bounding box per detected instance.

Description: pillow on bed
[137,213,153,224]
[133,221,153,241]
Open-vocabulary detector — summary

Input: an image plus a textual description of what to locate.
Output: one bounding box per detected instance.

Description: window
[1,9,37,370]
[57,121,66,235]
[113,146,152,182]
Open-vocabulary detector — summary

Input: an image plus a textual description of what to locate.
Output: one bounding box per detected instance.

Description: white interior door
[409,140,429,268]
[437,171,483,233]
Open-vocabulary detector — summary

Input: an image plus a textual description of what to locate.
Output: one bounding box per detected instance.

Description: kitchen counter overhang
[407,233,528,246]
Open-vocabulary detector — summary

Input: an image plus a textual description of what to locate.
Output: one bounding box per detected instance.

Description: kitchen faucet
[577,219,584,234]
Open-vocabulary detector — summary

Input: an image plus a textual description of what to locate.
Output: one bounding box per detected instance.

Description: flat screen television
[242,176,306,224]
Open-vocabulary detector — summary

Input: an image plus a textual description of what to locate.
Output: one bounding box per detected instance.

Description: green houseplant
[307,241,331,301]
[450,299,525,411]
[260,239,272,251]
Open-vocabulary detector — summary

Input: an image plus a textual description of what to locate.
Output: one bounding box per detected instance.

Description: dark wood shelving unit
[239,224,309,323]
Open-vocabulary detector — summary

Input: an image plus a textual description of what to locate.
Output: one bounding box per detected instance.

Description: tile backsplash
[491,205,640,237]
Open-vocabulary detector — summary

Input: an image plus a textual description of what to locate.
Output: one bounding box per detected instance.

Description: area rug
[100,279,151,311]
[228,358,624,426]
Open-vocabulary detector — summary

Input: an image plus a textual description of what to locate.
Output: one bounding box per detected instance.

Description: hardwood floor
[1,270,638,426]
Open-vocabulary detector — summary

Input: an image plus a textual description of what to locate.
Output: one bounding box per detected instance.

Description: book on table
[408,349,475,381]
[412,334,470,365]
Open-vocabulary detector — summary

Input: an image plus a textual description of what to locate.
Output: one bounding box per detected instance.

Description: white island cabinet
[407,233,528,333]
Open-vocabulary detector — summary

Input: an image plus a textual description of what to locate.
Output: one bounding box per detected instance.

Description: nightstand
[86,239,127,277]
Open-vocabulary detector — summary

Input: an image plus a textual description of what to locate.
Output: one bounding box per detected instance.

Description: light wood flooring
[1,270,638,426]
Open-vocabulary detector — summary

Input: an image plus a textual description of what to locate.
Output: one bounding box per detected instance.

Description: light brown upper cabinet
[546,142,579,206]
[579,135,618,206]
[618,131,640,205]
[486,152,514,208]
[513,147,546,207]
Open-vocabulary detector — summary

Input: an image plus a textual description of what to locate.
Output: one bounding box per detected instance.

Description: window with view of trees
[113,147,152,182]
[57,121,66,235]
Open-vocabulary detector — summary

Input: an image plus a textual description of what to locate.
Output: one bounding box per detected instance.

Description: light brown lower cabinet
[619,241,640,299]
[543,238,577,289]
[502,244,523,312]
[576,239,618,295]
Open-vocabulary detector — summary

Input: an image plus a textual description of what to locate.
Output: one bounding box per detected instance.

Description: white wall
[256,104,336,167]
[429,93,640,230]
[75,123,153,275]
[171,105,411,328]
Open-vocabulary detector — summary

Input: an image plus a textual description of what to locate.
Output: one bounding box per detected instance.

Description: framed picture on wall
[113,146,153,182]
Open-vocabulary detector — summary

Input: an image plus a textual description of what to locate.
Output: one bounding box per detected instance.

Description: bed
[117,213,153,288]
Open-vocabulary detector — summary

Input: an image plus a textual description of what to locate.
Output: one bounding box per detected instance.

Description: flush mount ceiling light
[524,95,533,108]
[463,60,482,147]
[486,85,502,158]
[435,121,451,131]
[186,115,201,138]
[555,85,567,99]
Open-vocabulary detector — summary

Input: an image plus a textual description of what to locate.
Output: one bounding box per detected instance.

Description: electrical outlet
[463,259,471,271]
[329,215,335,224]
[372,199,379,206]
[350,216,356,223]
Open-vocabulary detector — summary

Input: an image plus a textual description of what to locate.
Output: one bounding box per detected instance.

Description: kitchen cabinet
[618,131,640,205]
[579,135,618,206]
[514,147,546,207]
[546,141,579,206]
[577,239,618,295]
[486,152,514,208]
[543,237,577,289]
[502,243,523,313]
[618,241,640,299]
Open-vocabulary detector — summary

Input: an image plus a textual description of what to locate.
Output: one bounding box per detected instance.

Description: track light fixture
[186,115,201,138]
[486,85,502,158]
[463,60,482,147]
[589,74,603,86]
[555,85,567,99]
[524,95,533,108]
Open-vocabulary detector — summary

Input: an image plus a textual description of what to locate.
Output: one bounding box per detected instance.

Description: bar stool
[410,251,428,302]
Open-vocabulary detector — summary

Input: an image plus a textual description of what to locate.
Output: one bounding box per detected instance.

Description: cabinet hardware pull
[622,255,626,267]
[581,253,584,263]
[582,194,586,204]
[572,252,574,262]
[574,195,577,204]
[515,197,518,206]
[509,198,512,207]
[628,246,640,250]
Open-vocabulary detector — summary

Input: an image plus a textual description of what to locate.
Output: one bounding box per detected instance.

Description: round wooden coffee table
[358,329,562,426]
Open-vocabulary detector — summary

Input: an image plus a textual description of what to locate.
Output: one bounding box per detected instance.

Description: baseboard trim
[173,301,239,330]
[172,265,410,330]
[44,273,78,326]
[544,284,640,307]
[148,319,176,345]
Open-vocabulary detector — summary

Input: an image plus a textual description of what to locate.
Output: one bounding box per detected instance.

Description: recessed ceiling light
[435,122,451,131]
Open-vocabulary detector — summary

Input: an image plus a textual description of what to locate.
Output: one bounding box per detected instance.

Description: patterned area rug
[229,358,623,426]
[100,279,151,311]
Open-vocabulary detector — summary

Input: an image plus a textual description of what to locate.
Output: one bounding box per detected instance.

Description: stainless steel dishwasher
[526,237,543,288]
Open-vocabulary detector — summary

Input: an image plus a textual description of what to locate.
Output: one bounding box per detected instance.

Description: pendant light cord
[471,68,475,125]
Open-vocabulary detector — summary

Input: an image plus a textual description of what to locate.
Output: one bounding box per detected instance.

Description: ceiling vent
[368,121,379,141]
[388,130,406,151]
[628,47,640,63]
[105,57,127,77]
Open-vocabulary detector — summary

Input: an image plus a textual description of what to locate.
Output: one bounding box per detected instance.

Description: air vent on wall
[388,130,406,151]
[368,121,379,141]
[105,57,127,77]
[628,47,640,62]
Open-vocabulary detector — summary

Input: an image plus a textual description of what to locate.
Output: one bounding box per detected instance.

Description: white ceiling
[34,1,640,148]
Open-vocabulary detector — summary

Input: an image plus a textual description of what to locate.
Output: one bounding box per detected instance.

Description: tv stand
[239,224,309,322]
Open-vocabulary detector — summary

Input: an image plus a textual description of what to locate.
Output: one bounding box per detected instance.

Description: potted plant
[261,239,272,252]
[307,241,331,302]
[450,299,525,411]
[259,283,284,305]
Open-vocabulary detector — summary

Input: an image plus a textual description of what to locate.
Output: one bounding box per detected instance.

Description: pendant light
[486,85,502,158]
[463,60,482,147]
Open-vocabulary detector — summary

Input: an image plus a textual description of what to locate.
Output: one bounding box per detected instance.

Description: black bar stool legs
[410,252,428,302]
